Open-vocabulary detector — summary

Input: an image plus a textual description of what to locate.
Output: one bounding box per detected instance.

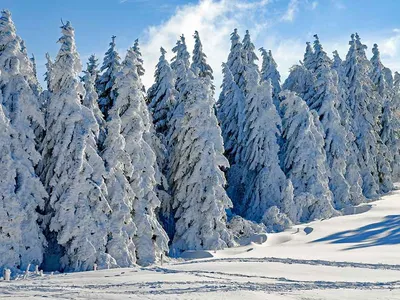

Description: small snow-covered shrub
[262,206,292,233]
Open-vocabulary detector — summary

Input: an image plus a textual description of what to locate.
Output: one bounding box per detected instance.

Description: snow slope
[2,188,400,299]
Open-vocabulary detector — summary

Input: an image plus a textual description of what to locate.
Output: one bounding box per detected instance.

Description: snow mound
[180,250,214,260]
[342,204,372,216]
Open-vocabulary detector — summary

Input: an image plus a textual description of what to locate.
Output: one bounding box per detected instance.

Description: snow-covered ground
[2,189,400,299]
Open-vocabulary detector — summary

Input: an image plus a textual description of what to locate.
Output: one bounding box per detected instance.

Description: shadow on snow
[312,215,400,250]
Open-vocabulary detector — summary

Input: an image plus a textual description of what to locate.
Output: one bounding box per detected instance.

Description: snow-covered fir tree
[81,63,106,146]
[40,21,113,272]
[171,35,190,92]
[303,41,314,70]
[344,34,384,198]
[96,35,121,119]
[308,35,354,209]
[238,66,295,224]
[370,43,394,193]
[332,49,364,205]
[111,47,169,265]
[280,91,337,223]
[0,9,48,272]
[169,68,235,254]
[86,54,99,80]
[242,30,258,75]
[260,48,281,109]
[147,47,177,237]
[218,29,246,165]
[191,31,213,80]
[218,63,245,165]
[0,104,47,274]
[132,39,145,78]
[148,47,178,137]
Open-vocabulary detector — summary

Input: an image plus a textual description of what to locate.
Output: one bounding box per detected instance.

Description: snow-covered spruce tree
[169,69,235,254]
[218,29,246,166]
[282,63,315,105]
[81,64,106,147]
[148,47,178,137]
[370,43,394,193]
[101,85,138,268]
[111,47,168,265]
[133,39,145,78]
[308,35,354,209]
[260,48,281,109]
[303,41,315,70]
[147,47,177,237]
[242,30,258,74]
[191,31,213,80]
[218,63,245,165]
[0,104,46,274]
[171,35,190,92]
[344,34,382,198]
[280,91,337,223]
[44,53,53,91]
[0,9,48,271]
[239,66,295,224]
[40,21,113,272]
[86,54,99,80]
[332,49,364,205]
[96,35,121,119]
[390,72,400,179]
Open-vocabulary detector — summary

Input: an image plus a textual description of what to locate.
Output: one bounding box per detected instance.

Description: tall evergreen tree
[303,41,314,70]
[87,54,99,79]
[169,69,234,254]
[280,91,336,223]
[147,48,177,238]
[370,44,396,192]
[239,66,295,223]
[344,34,382,198]
[40,21,113,272]
[81,63,106,146]
[96,36,121,119]
[260,48,281,109]
[111,48,169,265]
[308,35,354,209]
[191,31,213,80]
[171,35,190,92]
[0,10,47,272]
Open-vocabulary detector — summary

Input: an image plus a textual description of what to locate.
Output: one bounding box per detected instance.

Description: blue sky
[4,0,400,90]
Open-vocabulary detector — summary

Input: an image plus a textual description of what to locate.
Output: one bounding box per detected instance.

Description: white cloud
[137,0,400,97]
[281,0,300,22]
[140,0,270,93]
[311,1,318,10]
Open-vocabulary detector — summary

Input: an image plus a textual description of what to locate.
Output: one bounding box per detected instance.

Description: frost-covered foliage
[242,30,258,75]
[96,36,121,119]
[280,91,337,223]
[0,104,46,274]
[148,47,177,137]
[260,48,281,108]
[111,47,168,265]
[0,9,47,272]
[282,64,314,104]
[227,215,266,241]
[309,36,356,209]
[217,63,245,164]
[86,54,99,80]
[147,47,177,237]
[344,34,385,198]
[169,69,235,254]
[39,22,113,272]
[132,39,145,78]
[370,43,394,193]
[171,35,190,92]
[226,29,246,90]
[81,64,106,146]
[238,67,295,224]
[191,31,213,80]
[218,29,247,165]
[303,42,314,70]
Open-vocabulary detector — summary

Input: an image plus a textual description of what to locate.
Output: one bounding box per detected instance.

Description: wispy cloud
[281,0,300,22]
[311,1,318,10]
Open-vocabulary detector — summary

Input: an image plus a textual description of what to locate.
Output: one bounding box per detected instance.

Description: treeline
[0,9,398,274]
